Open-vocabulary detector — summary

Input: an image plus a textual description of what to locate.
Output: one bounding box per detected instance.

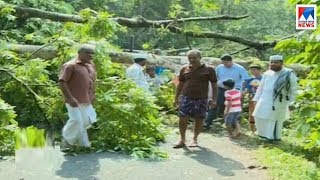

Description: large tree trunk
[5,44,308,77]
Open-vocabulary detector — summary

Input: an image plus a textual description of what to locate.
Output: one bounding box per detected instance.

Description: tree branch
[4,4,268,48]
[2,4,295,50]
[12,4,248,24]
[230,47,251,55]
[14,5,84,23]
[0,68,51,127]
[144,14,249,25]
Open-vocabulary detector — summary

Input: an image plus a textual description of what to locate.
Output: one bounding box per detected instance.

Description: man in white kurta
[253,55,298,140]
[126,57,149,91]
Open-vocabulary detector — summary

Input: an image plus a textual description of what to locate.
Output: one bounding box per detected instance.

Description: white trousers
[62,103,97,147]
[254,117,284,140]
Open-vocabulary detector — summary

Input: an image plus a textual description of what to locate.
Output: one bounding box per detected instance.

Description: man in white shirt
[126,57,149,91]
[253,55,298,141]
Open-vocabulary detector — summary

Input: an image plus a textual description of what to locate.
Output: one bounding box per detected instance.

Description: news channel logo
[296,4,317,30]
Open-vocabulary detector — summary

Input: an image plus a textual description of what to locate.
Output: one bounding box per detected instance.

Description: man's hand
[173,99,179,109]
[209,100,217,109]
[224,111,228,117]
[69,97,79,107]
[253,101,257,106]
[289,105,294,111]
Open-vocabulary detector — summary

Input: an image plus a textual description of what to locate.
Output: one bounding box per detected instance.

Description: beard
[270,66,282,72]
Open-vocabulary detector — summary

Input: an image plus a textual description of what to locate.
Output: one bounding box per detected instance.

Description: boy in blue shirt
[244,64,263,134]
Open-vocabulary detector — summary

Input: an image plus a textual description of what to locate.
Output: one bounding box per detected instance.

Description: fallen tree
[1,3,295,50]
[4,44,309,77]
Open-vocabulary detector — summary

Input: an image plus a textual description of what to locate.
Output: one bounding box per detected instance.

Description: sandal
[173,141,186,148]
[188,141,198,147]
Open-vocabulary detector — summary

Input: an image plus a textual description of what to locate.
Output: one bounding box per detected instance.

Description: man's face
[188,53,201,64]
[79,49,95,63]
[139,60,146,66]
[147,69,156,78]
[250,68,261,76]
[269,61,283,71]
[223,85,231,90]
[221,60,233,68]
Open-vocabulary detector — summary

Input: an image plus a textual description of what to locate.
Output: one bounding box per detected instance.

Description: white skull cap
[269,55,283,61]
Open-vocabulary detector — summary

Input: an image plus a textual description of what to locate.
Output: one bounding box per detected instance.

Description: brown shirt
[59,59,96,104]
[179,64,217,99]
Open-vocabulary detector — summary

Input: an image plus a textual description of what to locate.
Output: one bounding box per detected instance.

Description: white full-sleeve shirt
[253,68,298,120]
[126,63,149,91]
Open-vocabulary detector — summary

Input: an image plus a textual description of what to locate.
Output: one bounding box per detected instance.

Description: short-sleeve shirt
[59,59,96,104]
[224,89,242,112]
[179,64,217,99]
[216,63,250,90]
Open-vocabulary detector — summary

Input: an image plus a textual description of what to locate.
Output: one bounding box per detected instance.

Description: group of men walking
[172,50,298,148]
[58,44,298,149]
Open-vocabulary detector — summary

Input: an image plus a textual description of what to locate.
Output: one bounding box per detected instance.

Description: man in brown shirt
[59,44,97,148]
[173,50,218,148]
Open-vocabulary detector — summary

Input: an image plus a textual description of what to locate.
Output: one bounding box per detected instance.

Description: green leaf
[300,107,317,117]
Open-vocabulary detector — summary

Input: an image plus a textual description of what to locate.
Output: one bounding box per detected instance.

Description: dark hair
[134,57,147,63]
[146,66,156,70]
[223,79,235,88]
[249,64,262,69]
[221,54,232,61]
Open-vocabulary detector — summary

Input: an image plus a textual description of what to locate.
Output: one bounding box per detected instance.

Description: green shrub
[91,77,168,158]
[0,97,18,154]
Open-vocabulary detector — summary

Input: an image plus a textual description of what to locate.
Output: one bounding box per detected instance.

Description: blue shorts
[179,96,208,119]
[225,112,241,128]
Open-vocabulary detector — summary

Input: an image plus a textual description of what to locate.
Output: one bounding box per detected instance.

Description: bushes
[0,97,18,154]
[91,78,167,158]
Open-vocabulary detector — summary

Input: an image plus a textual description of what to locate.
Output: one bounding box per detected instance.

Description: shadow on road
[184,146,245,176]
[55,152,131,180]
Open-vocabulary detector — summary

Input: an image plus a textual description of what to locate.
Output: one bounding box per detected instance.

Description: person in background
[154,49,162,55]
[173,49,217,148]
[145,66,164,92]
[253,55,298,141]
[223,79,242,138]
[126,57,149,91]
[204,54,249,130]
[243,64,263,134]
[59,43,97,149]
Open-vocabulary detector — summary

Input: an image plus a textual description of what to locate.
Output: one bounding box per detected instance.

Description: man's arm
[240,66,250,90]
[210,81,218,108]
[288,71,299,103]
[59,80,79,107]
[174,81,184,107]
[208,66,218,108]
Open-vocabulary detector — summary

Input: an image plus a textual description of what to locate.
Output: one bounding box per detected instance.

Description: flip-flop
[173,141,186,148]
[188,141,198,147]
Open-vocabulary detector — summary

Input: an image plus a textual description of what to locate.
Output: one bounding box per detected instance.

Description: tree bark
[5,44,309,77]
[12,5,248,24]
[3,4,284,50]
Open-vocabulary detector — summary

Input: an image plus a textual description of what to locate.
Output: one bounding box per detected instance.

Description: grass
[256,146,320,180]
[234,124,320,180]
